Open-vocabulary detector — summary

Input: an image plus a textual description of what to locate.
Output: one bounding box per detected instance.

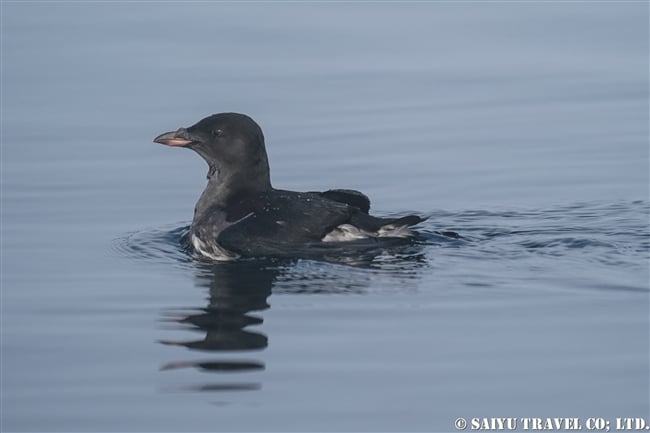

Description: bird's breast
[190,233,240,261]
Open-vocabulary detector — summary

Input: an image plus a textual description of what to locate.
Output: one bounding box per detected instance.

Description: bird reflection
[155,224,441,393]
[159,260,279,392]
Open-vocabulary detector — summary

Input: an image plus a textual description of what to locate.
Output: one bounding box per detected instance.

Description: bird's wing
[217,191,354,255]
[313,189,371,214]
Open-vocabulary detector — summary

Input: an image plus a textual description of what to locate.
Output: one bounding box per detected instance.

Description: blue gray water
[2,2,649,432]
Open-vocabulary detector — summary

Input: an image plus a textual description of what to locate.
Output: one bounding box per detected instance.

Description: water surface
[2,2,648,432]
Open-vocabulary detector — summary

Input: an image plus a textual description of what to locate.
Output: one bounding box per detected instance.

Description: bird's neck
[193,164,271,225]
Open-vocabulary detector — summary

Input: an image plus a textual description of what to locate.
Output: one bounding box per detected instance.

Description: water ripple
[114,200,649,293]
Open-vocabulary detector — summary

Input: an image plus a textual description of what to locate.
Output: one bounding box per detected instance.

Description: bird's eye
[212,129,224,137]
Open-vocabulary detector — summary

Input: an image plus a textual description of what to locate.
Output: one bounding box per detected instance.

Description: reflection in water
[159,261,278,392]
[141,201,650,397]
[145,225,436,392]
[160,360,264,372]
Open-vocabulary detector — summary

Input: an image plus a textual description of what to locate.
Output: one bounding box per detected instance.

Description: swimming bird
[154,113,426,261]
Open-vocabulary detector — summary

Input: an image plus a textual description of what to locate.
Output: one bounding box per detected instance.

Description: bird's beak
[153,127,194,147]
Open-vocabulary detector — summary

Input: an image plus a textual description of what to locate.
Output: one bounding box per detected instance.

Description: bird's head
[154,112,271,189]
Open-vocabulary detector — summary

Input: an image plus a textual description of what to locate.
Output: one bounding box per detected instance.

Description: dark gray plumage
[154,112,425,260]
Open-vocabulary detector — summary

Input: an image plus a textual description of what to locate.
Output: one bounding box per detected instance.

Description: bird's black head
[154,113,272,191]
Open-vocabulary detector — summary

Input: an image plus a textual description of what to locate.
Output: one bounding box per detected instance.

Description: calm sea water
[2,2,649,432]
